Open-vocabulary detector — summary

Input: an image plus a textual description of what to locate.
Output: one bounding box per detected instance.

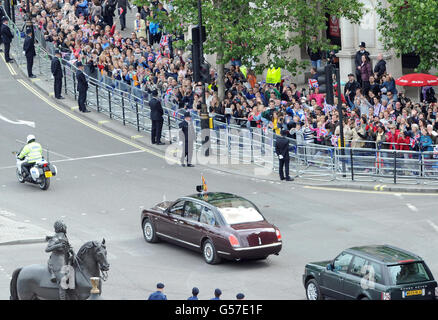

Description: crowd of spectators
[20,0,438,155]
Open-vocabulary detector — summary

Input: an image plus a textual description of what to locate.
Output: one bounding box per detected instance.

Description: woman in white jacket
[134,13,147,39]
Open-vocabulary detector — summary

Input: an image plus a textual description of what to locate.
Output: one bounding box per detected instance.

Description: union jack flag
[308,79,318,89]
[331,135,338,147]
[160,35,169,47]
[319,128,328,137]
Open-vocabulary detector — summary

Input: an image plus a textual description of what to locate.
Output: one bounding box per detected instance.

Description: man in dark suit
[1,16,14,62]
[179,112,195,167]
[373,53,386,81]
[0,6,5,51]
[23,28,36,78]
[51,50,64,99]
[76,62,90,112]
[355,42,370,86]
[149,90,164,145]
[275,130,293,181]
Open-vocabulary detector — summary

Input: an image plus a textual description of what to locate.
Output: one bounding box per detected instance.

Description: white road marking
[406,203,418,212]
[120,208,125,211]
[50,150,145,164]
[24,220,30,223]
[41,218,47,221]
[426,220,438,233]
[81,213,87,216]
[0,113,35,128]
[394,193,403,199]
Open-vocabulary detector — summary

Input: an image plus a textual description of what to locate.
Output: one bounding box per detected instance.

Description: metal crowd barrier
[5,16,438,183]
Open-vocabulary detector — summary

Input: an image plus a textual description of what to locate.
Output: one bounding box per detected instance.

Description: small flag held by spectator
[160,35,169,47]
[308,79,318,89]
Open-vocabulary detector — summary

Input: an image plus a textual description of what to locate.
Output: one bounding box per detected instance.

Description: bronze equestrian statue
[10,221,110,300]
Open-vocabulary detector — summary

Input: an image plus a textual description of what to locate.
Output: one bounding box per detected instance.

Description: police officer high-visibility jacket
[18,142,43,163]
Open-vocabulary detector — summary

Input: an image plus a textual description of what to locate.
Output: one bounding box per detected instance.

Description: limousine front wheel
[306,279,323,300]
[142,219,159,243]
[203,240,221,265]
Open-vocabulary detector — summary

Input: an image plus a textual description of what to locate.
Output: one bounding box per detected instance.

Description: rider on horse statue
[45,220,75,300]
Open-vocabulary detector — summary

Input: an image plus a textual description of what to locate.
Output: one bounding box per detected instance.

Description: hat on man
[2,17,8,23]
[157,283,165,289]
[54,49,61,55]
[214,288,222,296]
[76,61,83,67]
[280,129,288,136]
[184,111,191,118]
[152,89,158,96]
[359,42,366,48]
[192,287,199,295]
[236,293,245,299]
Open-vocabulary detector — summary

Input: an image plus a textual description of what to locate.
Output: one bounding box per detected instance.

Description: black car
[303,245,438,300]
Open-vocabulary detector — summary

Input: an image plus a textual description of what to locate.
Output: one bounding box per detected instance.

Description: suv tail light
[435,287,438,298]
[275,229,282,241]
[228,235,240,248]
[381,292,391,300]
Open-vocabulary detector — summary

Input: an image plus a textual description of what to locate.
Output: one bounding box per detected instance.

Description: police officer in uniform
[179,112,195,167]
[51,50,64,99]
[149,90,164,144]
[23,28,36,78]
[76,61,90,112]
[275,130,293,181]
[17,134,43,178]
[148,283,167,300]
[1,16,14,62]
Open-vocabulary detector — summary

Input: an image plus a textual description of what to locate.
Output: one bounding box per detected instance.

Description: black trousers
[151,119,163,143]
[279,157,290,180]
[21,162,33,177]
[4,42,11,61]
[119,11,126,29]
[26,55,34,76]
[54,76,62,98]
[78,89,87,111]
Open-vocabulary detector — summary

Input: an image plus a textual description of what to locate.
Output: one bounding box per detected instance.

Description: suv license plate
[404,289,423,297]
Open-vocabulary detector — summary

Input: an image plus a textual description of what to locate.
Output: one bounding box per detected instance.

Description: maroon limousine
[140,192,282,264]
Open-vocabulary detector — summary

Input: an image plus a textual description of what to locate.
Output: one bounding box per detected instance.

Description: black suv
[303,245,437,300]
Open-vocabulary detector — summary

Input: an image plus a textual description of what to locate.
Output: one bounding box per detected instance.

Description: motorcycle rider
[17,135,43,178]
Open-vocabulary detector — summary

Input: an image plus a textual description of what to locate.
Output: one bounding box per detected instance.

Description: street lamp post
[197,0,210,157]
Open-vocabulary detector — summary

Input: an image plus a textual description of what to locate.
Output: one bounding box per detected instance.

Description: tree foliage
[377,0,438,73]
[134,0,364,98]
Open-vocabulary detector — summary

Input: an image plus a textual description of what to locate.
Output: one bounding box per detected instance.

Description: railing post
[108,90,112,119]
[350,148,354,181]
[135,102,140,131]
[63,66,67,95]
[121,95,125,125]
[393,150,397,184]
[167,113,172,144]
[95,84,100,112]
[73,72,77,100]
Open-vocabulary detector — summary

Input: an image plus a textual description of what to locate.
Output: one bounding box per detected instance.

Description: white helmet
[26,134,36,143]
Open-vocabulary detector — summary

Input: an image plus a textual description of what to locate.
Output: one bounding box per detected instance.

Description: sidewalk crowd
[3,0,438,158]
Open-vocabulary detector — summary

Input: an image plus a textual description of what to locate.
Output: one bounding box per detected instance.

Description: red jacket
[385,131,399,150]
[396,136,410,151]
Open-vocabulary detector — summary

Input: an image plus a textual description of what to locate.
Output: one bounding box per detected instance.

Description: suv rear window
[387,262,431,285]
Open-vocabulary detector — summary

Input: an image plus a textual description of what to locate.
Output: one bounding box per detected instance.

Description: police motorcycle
[13,138,58,190]
[14,154,57,190]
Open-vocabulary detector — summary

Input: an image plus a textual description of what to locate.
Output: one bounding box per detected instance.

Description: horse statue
[10,239,109,300]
